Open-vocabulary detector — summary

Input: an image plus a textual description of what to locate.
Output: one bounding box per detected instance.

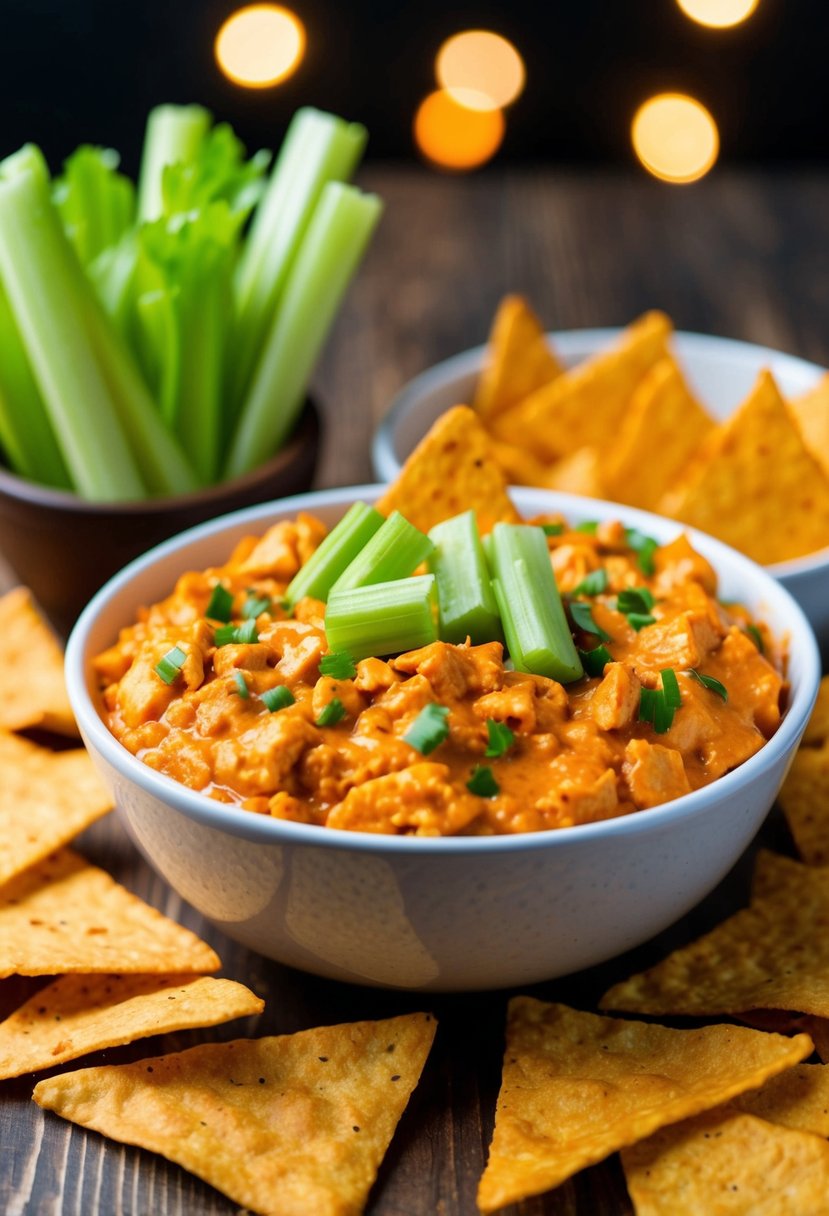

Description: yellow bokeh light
[414,90,506,171]
[436,30,525,112]
[676,0,759,28]
[215,4,305,89]
[631,93,719,184]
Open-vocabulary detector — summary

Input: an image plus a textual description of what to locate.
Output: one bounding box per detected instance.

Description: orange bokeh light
[436,30,525,112]
[414,90,506,171]
[676,0,759,28]
[215,4,305,89]
[631,93,720,184]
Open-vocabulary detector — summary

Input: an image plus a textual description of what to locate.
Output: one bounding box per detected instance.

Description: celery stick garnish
[285,502,385,606]
[330,510,433,595]
[428,510,502,645]
[325,575,438,662]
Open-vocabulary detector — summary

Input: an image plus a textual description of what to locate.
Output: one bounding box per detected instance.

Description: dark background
[0,0,825,172]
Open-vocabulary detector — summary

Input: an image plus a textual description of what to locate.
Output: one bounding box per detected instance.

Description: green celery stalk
[134,288,180,424]
[225,182,383,478]
[429,510,502,644]
[330,511,433,595]
[87,232,139,335]
[137,104,211,222]
[490,524,583,683]
[53,146,135,266]
[285,501,384,605]
[0,278,72,487]
[325,575,438,661]
[0,163,146,500]
[230,108,367,412]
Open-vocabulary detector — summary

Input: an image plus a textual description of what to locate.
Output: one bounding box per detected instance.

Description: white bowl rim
[66,483,821,859]
[371,326,829,579]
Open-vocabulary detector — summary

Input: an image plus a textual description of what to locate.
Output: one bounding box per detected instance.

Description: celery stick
[0,166,145,500]
[0,279,72,487]
[137,104,211,222]
[87,233,139,334]
[53,146,135,266]
[285,501,384,605]
[429,510,502,644]
[230,109,367,410]
[330,511,433,595]
[134,288,179,424]
[490,524,583,683]
[226,183,382,478]
[325,575,438,661]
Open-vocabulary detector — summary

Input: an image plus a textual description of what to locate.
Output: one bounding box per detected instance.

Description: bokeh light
[436,30,525,112]
[631,93,720,184]
[215,4,305,89]
[414,90,506,171]
[676,0,759,28]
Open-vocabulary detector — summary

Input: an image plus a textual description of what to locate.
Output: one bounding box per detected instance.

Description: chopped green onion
[428,510,502,645]
[638,688,673,734]
[576,521,599,535]
[325,574,438,662]
[330,510,434,595]
[572,568,609,598]
[241,592,272,620]
[541,522,564,536]
[154,645,187,685]
[261,685,294,712]
[745,624,765,654]
[686,669,729,702]
[319,651,357,680]
[233,670,249,698]
[490,523,583,684]
[627,612,656,632]
[316,697,346,728]
[284,501,384,605]
[466,765,499,798]
[403,703,450,755]
[485,720,515,758]
[569,601,612,643]
[617,587,655,614]
[661,668,682,709]
[578,644,613,677]
[625,527,659,576]
[205,583,233,622]
[214,619,259,647]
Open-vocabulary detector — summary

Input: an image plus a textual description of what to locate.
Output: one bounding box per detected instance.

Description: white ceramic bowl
[373,330,829,648]
[66,486,820,992]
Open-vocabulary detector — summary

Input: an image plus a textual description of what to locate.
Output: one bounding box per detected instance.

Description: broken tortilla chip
[0,974,263,1079]
[0,729,112,886]
[790,372,829,481]
[733,1063,829,1136]
[601,849,829,1019]
[488,311,672,462]
[0,586,77,736]
[778,744,829,865]
[476,997,810,1213]
[375,405,519,533]
[0,849,219,977]
[486,437,551,487]
[601,355,714,511]
[543,445,605,497]
[34,1012,437,1216]
[660,370,829,564]
[622,1109,829,1216]
[802,673,829,747]
[472,295,562,421]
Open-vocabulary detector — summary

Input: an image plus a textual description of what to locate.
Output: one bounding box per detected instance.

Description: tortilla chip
[622,1110,829,1216]
[601,355,714,511]
[375,405,519,533]
[487,438,551,487]
[660,370,829,564]
[600,849,829,1018]
[733,1063,829,1135]
[0,849,219,977]
[803,674,829,746]
[0,974,263,1079]
[473,295,562,421]
[790,372,829,480]
[476,997,810,1212]
[733,1007,829,1061]
[489,311,672,462]
[778,744,829,865]
[0,729,112,886]
[543,446,605,497]
[0,586,77,736]
[34,1012,437,1216]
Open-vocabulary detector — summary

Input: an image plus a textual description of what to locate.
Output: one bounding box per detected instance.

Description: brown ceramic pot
[0,399,321,636]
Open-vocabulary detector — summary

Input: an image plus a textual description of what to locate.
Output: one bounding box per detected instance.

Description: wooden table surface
[2,164,828,1215]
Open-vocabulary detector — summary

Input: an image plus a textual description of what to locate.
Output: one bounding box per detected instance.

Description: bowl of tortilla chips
[373,301,829,648]
[65,412,820,991]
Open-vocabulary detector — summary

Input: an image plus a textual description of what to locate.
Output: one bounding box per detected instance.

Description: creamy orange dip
[93,512,784,836]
